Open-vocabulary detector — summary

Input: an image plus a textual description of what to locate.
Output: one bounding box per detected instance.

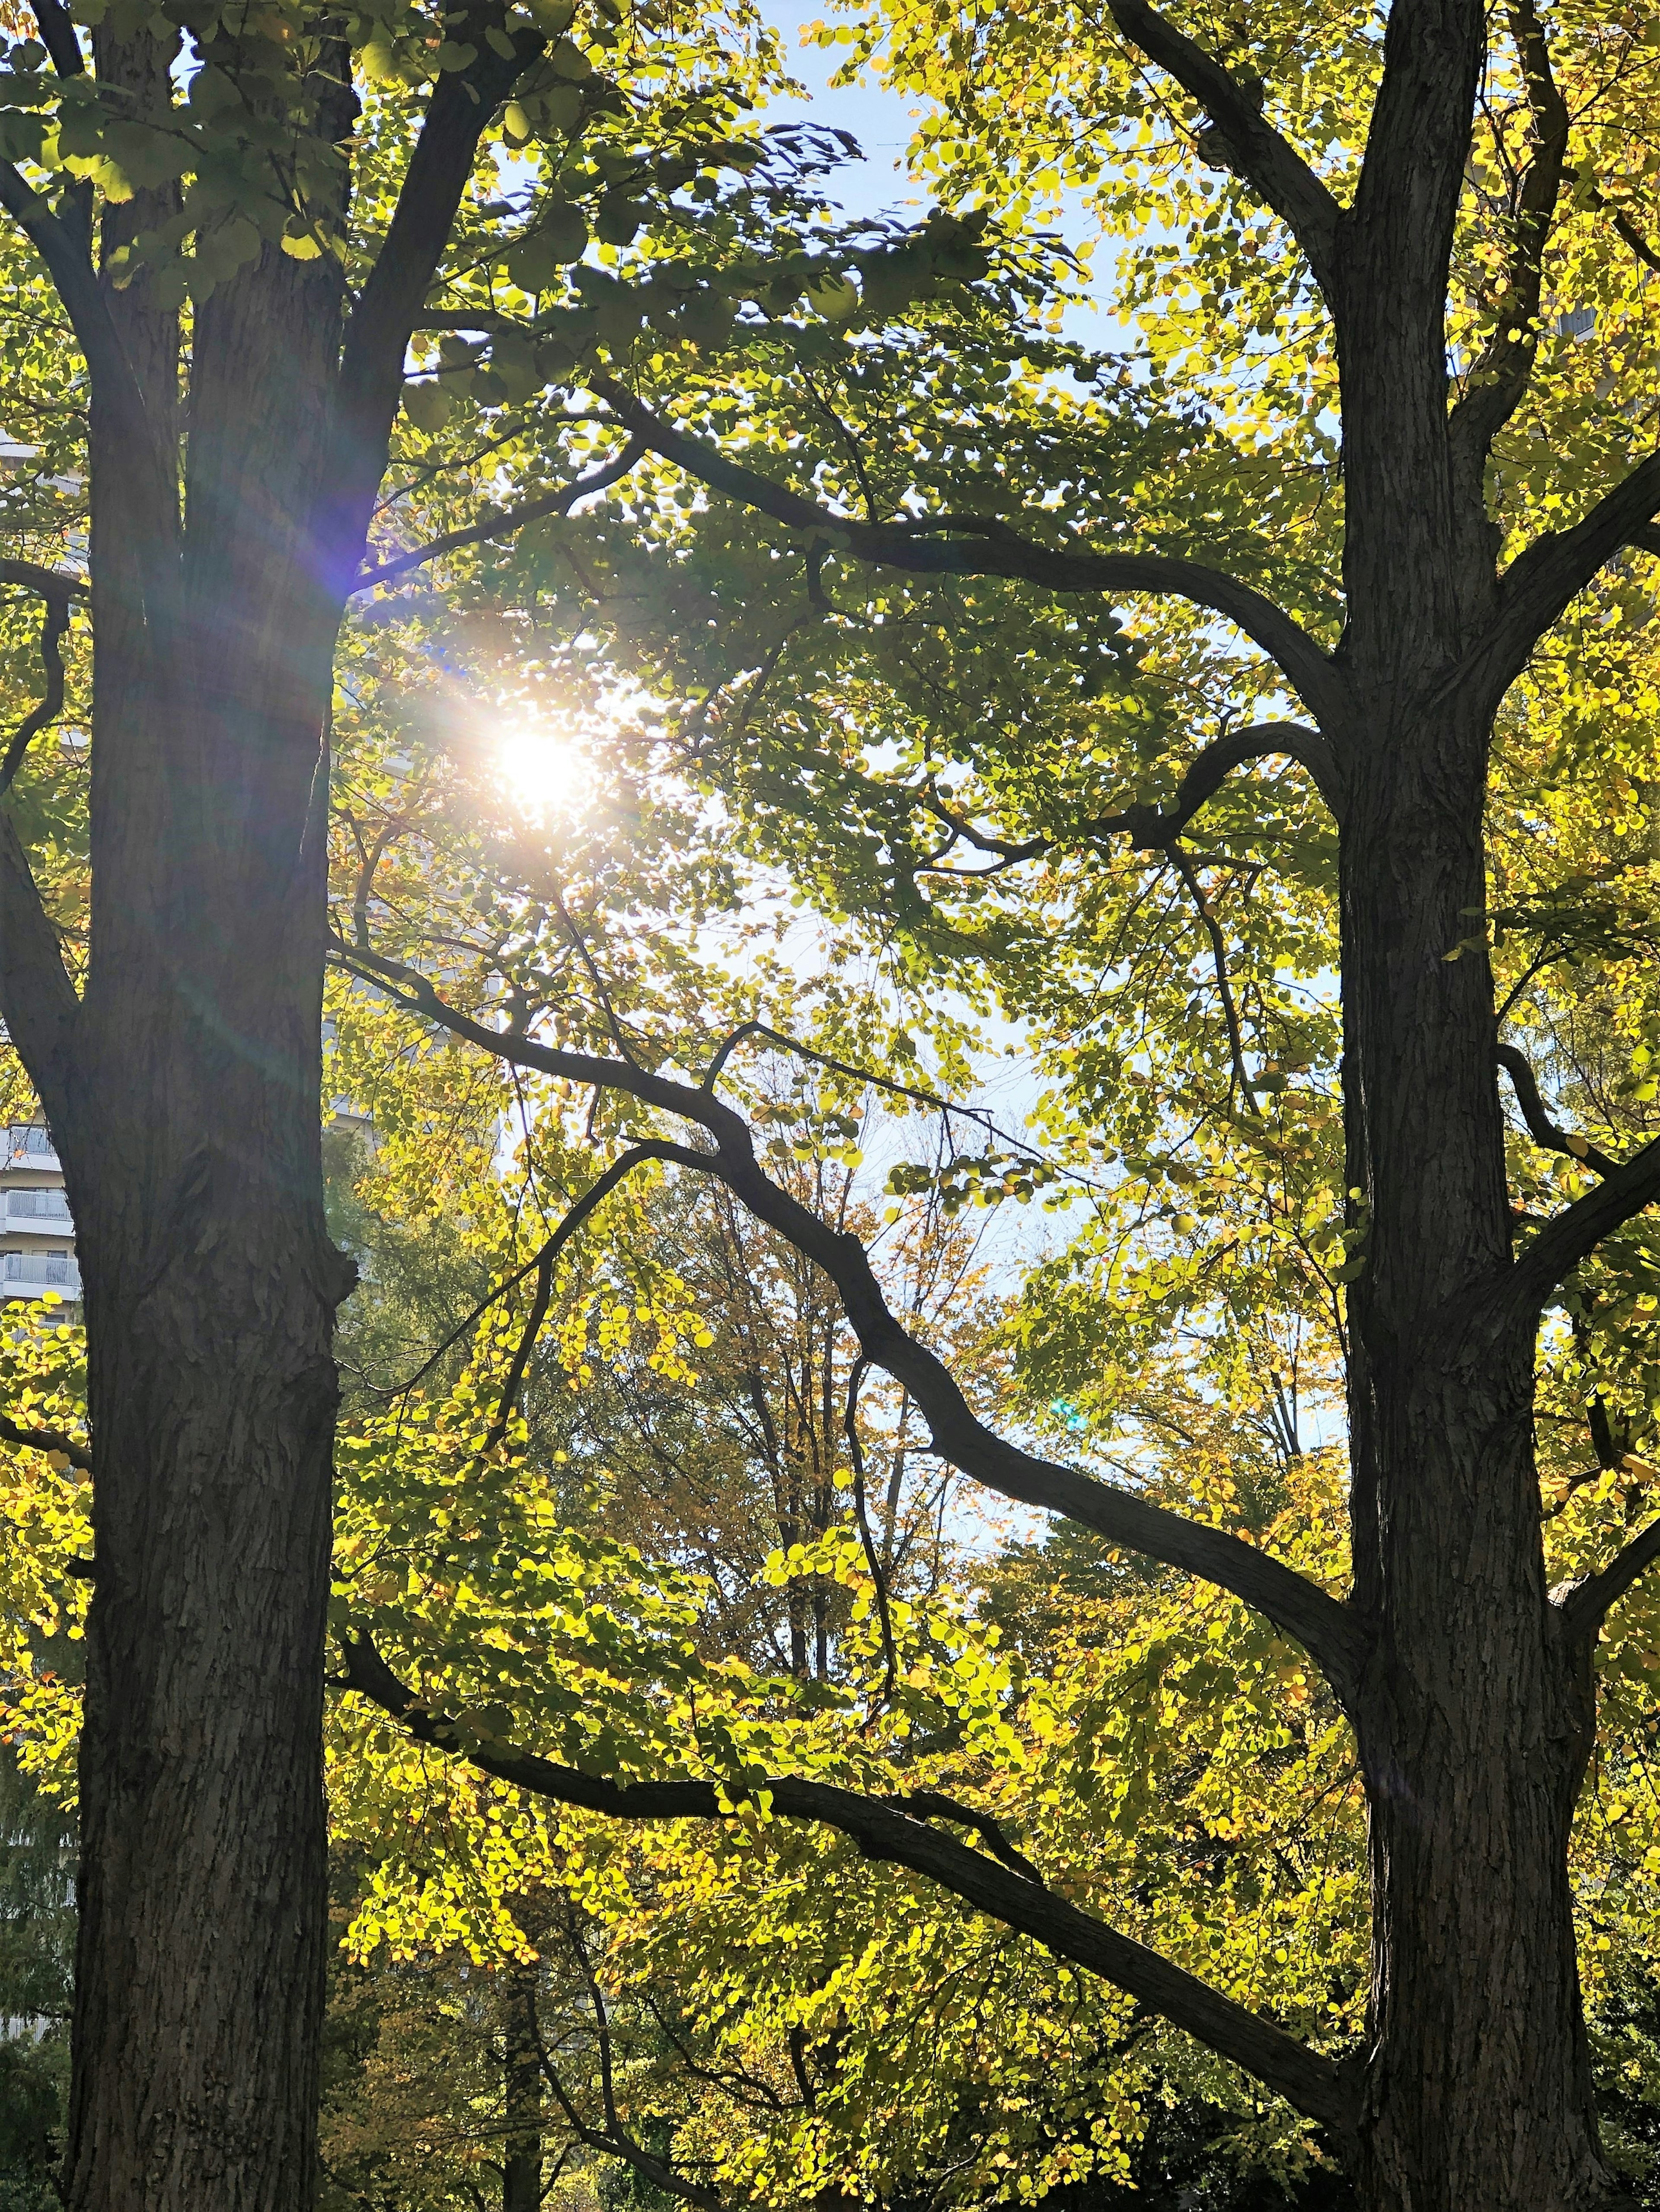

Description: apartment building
[0,1123,81,1312]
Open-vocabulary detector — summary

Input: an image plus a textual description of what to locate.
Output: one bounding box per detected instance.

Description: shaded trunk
[503,1965,543,2212]
[1338,701,1618,2210]
[60,234,354,2209]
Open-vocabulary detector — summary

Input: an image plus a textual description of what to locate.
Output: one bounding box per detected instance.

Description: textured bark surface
[503,1967,543,2212]
[0,14,500,2199]
[61,232,352,2204]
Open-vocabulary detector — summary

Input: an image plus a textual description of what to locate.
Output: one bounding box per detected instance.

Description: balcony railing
[4,1189,72,1224]
[2,1250,80,1296]
[3,1124,60,1170]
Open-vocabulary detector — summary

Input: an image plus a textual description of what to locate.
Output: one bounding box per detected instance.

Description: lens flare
[494,721,585,819]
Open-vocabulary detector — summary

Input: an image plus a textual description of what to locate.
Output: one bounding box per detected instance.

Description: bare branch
[339,1630,1359,2138]
[1105,0,1344,299]
[1556,1516,1660,1645]
[332,940,1366,1706]
[1172,845,1253,1111]
[0,1409,91,1472]
[587,377,1347,730]
[353,437,647,592]
[374,1139,685,1402]
[1496,1044,1617,1176]
[845,1357,899,1714]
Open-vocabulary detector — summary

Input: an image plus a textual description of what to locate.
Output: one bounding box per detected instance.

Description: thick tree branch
[1556,1517,1660,1645]
[339,1631,1358,2138]
[1496,1045,1617,1176]
[1498,1136,1660,1321]
[331,940,1366,1708]
[324,16,544,591]
[1349,0,1485,290]
[1475,451,1660,698]
[0,166,158,492]
[0,588,72,798]
[0,811,80,1118]
[1104,0,1343,300]
[30,0,84,75]
[353,437,647,591]
[587,377,1347,731]
[1446,0,1571,467]
[1084,722,1344,842]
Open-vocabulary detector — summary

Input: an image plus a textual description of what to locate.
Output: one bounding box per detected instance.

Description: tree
[8,0,1660,2206]
[309,6,1660,2210]
[0,0,849,2201]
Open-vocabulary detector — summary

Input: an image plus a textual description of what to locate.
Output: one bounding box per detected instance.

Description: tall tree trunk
[60,233,354,2209]
[502,1963,543,2212]
[1339,702,1618,2209]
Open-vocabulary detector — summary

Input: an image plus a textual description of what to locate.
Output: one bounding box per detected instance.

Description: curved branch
[0,811,80,1119]
[1104,0,1343,299]
[0,589,72,799]
[331,939,1365,1708]
[354,437,647,592]
[919,723,1342,877]
[1496,1045,1617,1176]
[1083,723,1344,844]
[586,377,1347,731]
[1556,1517,1660,1645]
[339,1630,1358,2138]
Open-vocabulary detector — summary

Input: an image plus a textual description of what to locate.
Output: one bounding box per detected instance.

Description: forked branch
[332,939,1366,1707]
[339,1629,1358,2136]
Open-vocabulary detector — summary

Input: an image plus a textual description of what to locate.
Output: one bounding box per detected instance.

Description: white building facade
[1,1123,81,1311]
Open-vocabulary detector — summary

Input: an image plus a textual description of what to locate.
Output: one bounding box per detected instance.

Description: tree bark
[1334,664,1619,2208]
[57,226,355,2209]
[503,1964,543,2212]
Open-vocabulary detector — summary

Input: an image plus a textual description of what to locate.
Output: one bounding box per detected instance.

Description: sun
[493,720,587,821]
